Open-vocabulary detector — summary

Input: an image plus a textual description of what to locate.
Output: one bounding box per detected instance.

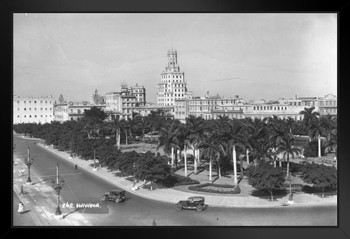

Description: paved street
[13,134,337,226]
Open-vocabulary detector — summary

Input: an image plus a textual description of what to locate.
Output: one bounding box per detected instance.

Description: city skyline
[13,13,337,103]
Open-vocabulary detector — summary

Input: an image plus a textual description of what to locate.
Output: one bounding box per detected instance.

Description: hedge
[188,183,241,194]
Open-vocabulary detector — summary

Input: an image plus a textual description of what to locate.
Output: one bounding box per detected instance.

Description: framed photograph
[5,0,349,238]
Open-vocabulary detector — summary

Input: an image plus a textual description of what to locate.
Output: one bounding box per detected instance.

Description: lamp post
[94,149,96,168]
[93,149,98,171]
[52,163,65,216]
[69,141,73,158]
[133,162,136,187]
[142,134,145,153]
[25,147,34,183]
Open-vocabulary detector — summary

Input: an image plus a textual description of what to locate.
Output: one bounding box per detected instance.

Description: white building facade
[13,96,55,124]
[105,84,141,120]
[318,93,337,116]
[157,49,189,107]
[53,103,69,122]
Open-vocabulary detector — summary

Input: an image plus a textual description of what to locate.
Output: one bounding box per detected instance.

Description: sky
[13,13,337,103]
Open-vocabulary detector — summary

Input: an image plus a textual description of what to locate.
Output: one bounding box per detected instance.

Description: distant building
[133,103,174,120]
[105,84,144,120]
[317,93,337,116]
[90,89,105,105]
[173,99,188,123]
[296,96,319,108]
[157,49,190,106]
[53,94,69,123]
[129,83,146,106]
[173,92,246,122]
[68,101,106,121]
[13,95,55,124]
[243,99,306,121]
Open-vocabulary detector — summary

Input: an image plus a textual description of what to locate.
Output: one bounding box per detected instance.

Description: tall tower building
[157,49,188,106]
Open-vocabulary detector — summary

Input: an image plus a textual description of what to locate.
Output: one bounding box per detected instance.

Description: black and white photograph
[12,13,338,227]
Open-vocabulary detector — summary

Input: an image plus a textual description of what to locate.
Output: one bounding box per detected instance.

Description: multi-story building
[54,103,69,122]
[243,98,306,120]
[53,94,69,123]
[296,96,319,108]
[133,103,174,120]
[129,83,146,107]
[13,95,55,124]
[174,99,188,122]
[174,92,246,122]
[157,49,189,106]
[318,93,337,116]
[105,84,142,120]
[68,101,106,121]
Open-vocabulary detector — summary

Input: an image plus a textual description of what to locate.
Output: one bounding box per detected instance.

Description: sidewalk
[34,141,337,209]
[13,156,94,226]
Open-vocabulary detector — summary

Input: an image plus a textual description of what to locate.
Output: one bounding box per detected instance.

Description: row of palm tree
[156,107,336,186]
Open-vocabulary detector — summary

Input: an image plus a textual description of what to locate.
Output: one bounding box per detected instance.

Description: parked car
[175,196,206,211]
[101,190,126,203]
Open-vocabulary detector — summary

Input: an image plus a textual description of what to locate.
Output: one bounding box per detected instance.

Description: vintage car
[175,196,206,211]
[101,190,126,203]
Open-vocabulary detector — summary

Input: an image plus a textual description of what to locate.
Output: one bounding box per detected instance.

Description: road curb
[35,141,337,209]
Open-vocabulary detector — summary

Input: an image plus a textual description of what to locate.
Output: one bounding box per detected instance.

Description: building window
[34,101,36,103]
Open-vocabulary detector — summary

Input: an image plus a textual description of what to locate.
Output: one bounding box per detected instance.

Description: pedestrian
[74,164,78,171]
[19,185,25,195]
[18,202,24,213]
[152,219,156,226]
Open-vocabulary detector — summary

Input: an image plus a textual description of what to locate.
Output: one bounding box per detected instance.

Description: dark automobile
[175,196,206,211]
[101,190,126,203]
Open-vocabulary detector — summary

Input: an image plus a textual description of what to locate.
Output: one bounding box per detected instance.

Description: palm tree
[105,117,122,150]
[135,115,149,136]
[300,107,320,139]
[198,131,222,183]
[186,116,205,174]
[223,119,246,185]
[320,115,336,141]
[244,117,269,166]
[267,117,290,167]
[325,128,337,157]
[284,117,296,134]
[119,119,131,146]
[157,122,181,168]
[276,133,302,177]
[308,117,327,158]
